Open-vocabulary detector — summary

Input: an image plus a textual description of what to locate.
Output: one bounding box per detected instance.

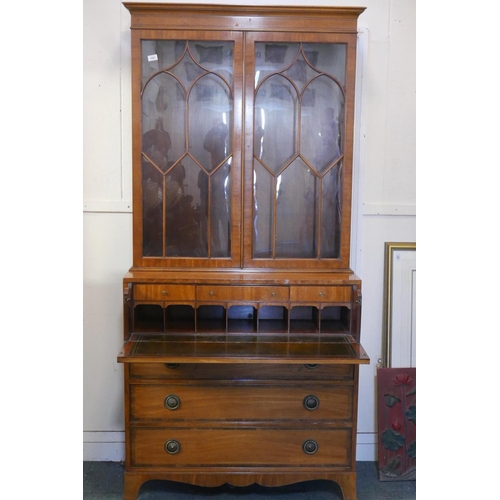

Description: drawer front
[290,286,351,303]
[131,427,351,467]
[130,384,352,421]
[134,284,195,301]
[129,363,354,381]
[196,286,289,302]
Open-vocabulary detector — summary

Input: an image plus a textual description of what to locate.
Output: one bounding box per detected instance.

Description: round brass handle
[303,395,320,411]
[318,291,324,297]
[303,439,318,455]
[164,394,181,410]
[271,291,277,297]
[209,291,215,296]
[161,290,167,296]
[164,439,180,455]
[305,364,319,370]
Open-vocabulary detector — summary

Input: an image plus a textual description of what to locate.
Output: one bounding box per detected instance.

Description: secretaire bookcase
[117,3,369,500]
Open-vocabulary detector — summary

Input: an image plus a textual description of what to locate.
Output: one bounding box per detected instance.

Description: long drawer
[129,363,354,381]
[131,427,351,467]
[130,384,352,421]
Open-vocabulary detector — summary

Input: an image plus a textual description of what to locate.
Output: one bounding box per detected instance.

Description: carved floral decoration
[377,368,416,481]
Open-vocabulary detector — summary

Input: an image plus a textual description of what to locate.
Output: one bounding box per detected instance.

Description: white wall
[83,0,416,461]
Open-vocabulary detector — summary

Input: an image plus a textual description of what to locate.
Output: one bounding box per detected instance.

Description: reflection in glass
[165,156,207,257]
[140,39,234,258]
[321,162,342,258]
[142,73,186,171]
[189,74,233,172]
[253,42,345,260]
[254,43,299,87]
[210,160,231,257]
[276,158,318,258]
[302,43,346,86]
[142,157,163,256]
[253,161,273,258]
[255,75,297,174]
[300,76,344,174]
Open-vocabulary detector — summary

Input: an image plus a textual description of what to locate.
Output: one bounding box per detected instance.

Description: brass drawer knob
[303,439,318,455]
[318,291,324,297]
[209,291,215,296]
[304,364,319,370]
[164,363,179,369]
[161,290,167,296]
[164,394,181,410]
[271,291,277,297]
[164,439,181,455]
[303,395,320,411]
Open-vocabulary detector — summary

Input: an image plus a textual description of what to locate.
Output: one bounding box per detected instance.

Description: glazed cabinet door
[132,30,243,268]
[243,32,358,270]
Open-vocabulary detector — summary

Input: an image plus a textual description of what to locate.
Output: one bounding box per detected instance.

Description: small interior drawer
[196,286,289,302]
[290,286,352,303]
[134,284,195,301]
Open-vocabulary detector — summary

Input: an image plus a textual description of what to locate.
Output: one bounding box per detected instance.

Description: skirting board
[83,432,377,462]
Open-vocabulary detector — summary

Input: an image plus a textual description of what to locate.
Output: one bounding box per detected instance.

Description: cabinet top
[123,2,366,32]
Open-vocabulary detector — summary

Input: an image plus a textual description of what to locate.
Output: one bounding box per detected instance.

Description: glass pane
[320,162,342,258]
[285,53,321,92]
[141,40,186,86]
[165,156,208,257]
[190,41,234,88]
[188,74,233,172]
[253,160,274,258]
[255,43,299,87]
[142,157,163,256]
[210,160,232,257]
[142,72,186,172]
[275,158,318,258]
[140,39,234,259]
[255,75,298,174]
[302,43,347,86]
[300,75,344,174]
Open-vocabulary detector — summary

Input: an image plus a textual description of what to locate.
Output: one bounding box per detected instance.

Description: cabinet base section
[123,470,357,500]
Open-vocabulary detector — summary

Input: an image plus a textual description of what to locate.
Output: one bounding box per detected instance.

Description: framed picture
[382,242,416,368]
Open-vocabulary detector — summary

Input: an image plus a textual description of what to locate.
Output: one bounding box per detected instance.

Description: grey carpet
[83,461,416,500]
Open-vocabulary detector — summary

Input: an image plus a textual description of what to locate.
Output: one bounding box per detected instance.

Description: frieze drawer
[133,285,195,301]
[196,286,289,302]
[131,427,351,467]
[290,286,352,303]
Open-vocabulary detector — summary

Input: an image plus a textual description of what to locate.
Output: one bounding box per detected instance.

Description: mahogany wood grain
[131,427,351,467]
[130,383,352,421]
[133,284,195,301]
[290,286,352,303]
[196,285,289,302]
[129,362,354,381]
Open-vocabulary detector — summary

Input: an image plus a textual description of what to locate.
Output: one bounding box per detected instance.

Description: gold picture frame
[382,242,416,368]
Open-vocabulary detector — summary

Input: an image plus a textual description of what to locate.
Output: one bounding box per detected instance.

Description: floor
[83,462,416,500]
